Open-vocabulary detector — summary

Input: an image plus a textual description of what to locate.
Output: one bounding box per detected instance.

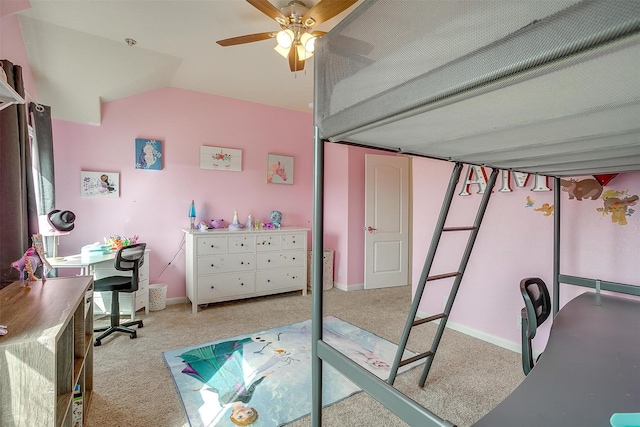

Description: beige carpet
[86,286,524,427]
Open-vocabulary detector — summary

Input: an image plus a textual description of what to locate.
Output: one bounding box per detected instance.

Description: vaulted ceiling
[12,0,362,124]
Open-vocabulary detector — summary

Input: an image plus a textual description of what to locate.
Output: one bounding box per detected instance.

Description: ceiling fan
[216,0,358,72]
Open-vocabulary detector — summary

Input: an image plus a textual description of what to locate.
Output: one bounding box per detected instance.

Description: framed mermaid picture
[267,154,294,185]
[135,138,163,170]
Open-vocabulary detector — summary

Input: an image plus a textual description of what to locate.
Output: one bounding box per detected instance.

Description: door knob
[364,226,377,233]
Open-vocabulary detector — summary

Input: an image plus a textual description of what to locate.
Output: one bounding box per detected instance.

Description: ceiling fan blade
[247,0,288,24]
[311,31,327,37]
[289,46,305,72]
[217,32,275,47]
[302,0,358,27]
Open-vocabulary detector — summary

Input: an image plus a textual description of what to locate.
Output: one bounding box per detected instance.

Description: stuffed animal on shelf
[210,219,225,229]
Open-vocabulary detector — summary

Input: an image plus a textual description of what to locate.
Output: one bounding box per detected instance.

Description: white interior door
[364,154,410,289]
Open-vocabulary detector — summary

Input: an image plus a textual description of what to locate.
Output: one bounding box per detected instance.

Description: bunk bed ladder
[387,163,499,387]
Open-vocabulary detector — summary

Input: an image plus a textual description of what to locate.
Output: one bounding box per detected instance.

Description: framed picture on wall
[80,171,119,197]
[267,154,294,185]
[200,146,242,172]
[135,138,163,170]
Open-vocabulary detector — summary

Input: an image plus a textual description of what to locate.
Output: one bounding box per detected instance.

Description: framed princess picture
[81,171,119,198]
[135,138,163,170]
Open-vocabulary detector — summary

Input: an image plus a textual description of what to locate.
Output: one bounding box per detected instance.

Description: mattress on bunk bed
[323,0,579,115]
[314,0,640,177]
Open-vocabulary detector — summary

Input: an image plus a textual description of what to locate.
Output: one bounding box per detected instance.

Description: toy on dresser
[210,219,225,229]
[11,234,51,287]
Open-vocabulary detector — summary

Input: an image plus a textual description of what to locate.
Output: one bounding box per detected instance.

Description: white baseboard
[167,296,188,305]
[333,282,364,291]
[417,309,521,354]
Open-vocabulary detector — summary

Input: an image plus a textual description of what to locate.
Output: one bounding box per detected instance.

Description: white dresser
[184,227,308,313]
[92,251,150,319]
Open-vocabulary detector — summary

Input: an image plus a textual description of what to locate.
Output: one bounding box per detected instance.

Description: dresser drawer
[197,272,255,299]
[256,267,306,292]
[281,232,306,250]
[256,234,282,251]
[197,253,255,274]
[256,249,305,269]
[228,235,256,253]
[197,236,227,255]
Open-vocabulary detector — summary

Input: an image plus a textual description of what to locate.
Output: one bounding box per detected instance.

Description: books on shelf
[72,384,83,427]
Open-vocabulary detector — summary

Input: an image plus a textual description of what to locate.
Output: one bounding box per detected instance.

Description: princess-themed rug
[163,316,417,427]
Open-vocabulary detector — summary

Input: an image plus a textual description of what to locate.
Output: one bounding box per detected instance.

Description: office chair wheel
[94,339,101,346]
[130,332,137,339]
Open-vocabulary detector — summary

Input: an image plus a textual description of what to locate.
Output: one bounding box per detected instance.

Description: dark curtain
[0,60,38,287]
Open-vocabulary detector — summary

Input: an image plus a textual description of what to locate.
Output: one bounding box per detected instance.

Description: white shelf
[0,78,25,111]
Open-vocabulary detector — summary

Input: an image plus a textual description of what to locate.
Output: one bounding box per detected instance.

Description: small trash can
[149,283,168,311]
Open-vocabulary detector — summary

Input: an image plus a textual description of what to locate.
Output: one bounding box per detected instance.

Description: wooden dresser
[183,227,308,313]
[0,276,94,426]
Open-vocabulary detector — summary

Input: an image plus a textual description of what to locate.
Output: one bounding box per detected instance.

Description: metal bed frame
[310,144,640,426]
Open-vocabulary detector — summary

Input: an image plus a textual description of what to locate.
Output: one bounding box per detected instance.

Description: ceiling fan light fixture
[296,44,313,60]
[276,29,294,48]
[300,32,316,53]
[274,44,290,59]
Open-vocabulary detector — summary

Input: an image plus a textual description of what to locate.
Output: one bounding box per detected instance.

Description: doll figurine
[11,234,51,287]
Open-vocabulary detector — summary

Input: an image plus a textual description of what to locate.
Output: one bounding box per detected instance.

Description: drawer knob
[241,243,244,246]
[211,245,215,248]
[268,259,271,262]
[241,261,244,265]
[267,279,271,283]
[211,264,215,267]
[240,283,244,286]
[210,286,215,289]
[293,257,296,260]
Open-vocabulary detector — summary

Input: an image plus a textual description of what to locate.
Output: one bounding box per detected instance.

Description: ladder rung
[413,313,447,326]
[399,351,434,367]
[443,226,477,231]
[427,272,459,281]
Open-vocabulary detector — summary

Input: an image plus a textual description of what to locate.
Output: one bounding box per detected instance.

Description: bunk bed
[310,1,640,426]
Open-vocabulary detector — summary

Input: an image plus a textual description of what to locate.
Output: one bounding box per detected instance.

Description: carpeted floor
[86,286,524,427]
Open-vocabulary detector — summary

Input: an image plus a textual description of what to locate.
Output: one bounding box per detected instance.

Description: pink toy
[11,247,47,287]
[210,219,225,229]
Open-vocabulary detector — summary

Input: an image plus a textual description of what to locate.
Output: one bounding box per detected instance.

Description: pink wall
[51,89,314,298]
[413,157,640,351]
[323,144,395,288]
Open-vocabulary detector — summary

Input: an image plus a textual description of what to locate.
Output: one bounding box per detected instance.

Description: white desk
[47,252,116,275]
[48,251,150,319]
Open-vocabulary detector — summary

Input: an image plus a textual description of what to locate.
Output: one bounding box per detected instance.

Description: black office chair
[520,277,551,375]
[94,243,146,346]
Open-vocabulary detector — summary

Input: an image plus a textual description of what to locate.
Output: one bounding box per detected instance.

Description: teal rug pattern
[163,316,417,427]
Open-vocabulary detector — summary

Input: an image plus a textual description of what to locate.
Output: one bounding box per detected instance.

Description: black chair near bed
[520,277,551,375]
[94,243,146,346]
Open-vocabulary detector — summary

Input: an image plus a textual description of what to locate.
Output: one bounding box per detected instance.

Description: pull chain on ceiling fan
[216,0,358,72]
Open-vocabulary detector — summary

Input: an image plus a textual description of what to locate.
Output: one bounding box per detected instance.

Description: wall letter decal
[459,165,488,196]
